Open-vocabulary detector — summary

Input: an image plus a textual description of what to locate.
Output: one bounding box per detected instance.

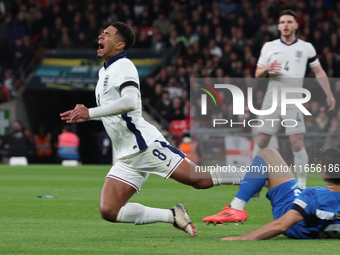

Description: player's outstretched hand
[326,95,336,111]
[70,104,90,122]
[267,60,281,73]
[60,110,73,121]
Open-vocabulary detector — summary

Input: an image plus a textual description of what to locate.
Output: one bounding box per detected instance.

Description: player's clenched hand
[326,95,336,111]
[70,104,90,122]
[266,60,281,73]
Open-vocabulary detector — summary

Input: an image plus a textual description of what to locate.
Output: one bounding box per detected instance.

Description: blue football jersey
[286,187,340,239]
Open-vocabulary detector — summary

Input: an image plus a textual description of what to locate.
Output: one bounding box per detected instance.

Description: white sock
[209,167,246,186]
[230,197,247,211]
[116,203,174,225]
[252,144,263,159]
[293,147,308,189]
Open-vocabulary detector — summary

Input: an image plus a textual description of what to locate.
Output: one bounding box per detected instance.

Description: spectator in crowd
[76,32,93,49]
[156,68,168,86]
[305,116,322,133]
[97,129,112,165]
[135,29,152,48]
[56,27,74,48]
[165,97,185,122]
[178,133,200,165]
[50,16,63,43]
[155,91,170,120]
[0,120,32,162]
[56,125,80,163]
[151,30,166,53]
[324,116,340,150]
[12,11,29,40]
[37,27,54,49]
[209,39,222,58]
[164,76,182,100]
[150,83,163,108]
[315,108,330,132]
[11,38,30,71]
[33,124,53,163]
[152,12,170,36]
[31,10,44,36]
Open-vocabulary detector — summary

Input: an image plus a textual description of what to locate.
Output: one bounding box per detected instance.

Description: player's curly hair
[320,149,340,184]
[279,9,297,22]
[110,21,136,51]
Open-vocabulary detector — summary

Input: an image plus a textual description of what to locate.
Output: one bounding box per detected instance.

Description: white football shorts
[106,137,185,193]
[257,106,306,135]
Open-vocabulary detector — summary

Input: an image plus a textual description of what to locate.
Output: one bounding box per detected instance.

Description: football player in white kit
[253,10,335,190]
[60,22,244,237]
[202,10,336,226]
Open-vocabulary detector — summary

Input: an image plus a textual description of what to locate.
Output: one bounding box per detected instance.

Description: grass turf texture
[0,165,338,255]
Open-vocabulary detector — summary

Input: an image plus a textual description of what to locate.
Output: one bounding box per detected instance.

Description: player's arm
[68,86,139,122]
[221,209,304,241]
[255,61,282,78]
[311,64,336,111]
[255,43,281,78]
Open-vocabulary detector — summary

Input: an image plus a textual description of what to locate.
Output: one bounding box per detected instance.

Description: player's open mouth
[98,43,105,53]
[284,29,289,33]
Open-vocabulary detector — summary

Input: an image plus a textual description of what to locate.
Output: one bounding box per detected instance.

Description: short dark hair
[320,149,340,184]
[110,21,135,50]
[279,9,297,22]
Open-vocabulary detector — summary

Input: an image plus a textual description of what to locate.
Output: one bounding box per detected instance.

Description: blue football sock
[235,155,268,203]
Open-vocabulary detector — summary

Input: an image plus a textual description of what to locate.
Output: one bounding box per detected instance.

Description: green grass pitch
[0,165,339,255]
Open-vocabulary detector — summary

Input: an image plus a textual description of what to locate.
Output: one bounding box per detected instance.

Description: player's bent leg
[203,148,295,224]
[170,158,245,188]
[289,133,308,189]
[100,174,196,236]
[170,158,214,189]
[99,177,136,222]
[257,148,295,190]
[253,133,272,159]
[203,154,269,224]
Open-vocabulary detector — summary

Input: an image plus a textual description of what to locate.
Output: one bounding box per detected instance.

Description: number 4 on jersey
[284,61,289,71]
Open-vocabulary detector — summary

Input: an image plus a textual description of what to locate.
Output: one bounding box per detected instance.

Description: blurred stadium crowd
[1,0,340,150]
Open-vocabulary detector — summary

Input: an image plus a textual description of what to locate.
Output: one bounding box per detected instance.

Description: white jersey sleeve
[114,60,140,92]
[257,42,271,68]
[306,43,319,67]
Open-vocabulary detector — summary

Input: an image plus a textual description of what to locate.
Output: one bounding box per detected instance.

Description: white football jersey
[257,38,319,108]
[95,55,163,159]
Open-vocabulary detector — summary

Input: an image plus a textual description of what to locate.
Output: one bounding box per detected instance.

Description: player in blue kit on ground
[60,21,244,237]
[217,148,340,240]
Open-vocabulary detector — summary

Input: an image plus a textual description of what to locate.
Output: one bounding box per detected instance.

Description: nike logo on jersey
[274,52,282,55]
[166,159,172,167]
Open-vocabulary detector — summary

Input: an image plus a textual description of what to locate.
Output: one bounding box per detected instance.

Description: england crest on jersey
[296,51,303,58]
[103,75,109,92]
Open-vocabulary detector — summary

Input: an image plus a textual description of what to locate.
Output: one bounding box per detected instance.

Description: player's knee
[258,148,279,161]
[99,205,120,222]
[192,178,213,189]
